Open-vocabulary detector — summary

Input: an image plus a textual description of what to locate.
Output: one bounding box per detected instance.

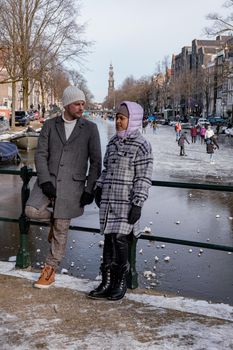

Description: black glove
[94,187,102,208]
[41,181,56,199]
[80,191,94,207]
[128,205,142,225]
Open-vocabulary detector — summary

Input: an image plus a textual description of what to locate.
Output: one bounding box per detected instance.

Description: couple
[26,86,153,301]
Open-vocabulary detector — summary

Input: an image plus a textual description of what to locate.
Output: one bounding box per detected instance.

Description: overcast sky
[79,0,226,102]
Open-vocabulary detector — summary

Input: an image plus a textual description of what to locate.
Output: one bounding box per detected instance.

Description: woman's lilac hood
[117,101,143,138]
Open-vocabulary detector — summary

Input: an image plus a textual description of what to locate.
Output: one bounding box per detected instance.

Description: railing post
[16,166,33,268]
[127,233,138,289]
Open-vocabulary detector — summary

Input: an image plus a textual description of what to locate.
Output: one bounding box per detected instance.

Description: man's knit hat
[62,86,86,107]
[116,103,129,118]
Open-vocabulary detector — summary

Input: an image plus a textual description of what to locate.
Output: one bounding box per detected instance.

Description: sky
[77,0,227,102]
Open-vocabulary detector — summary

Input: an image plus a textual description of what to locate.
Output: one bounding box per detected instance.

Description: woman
[206,135,219,164]
[190,125,197,143]
[178,131,190,156]
[88,101,153,301]
[200,125,206,144]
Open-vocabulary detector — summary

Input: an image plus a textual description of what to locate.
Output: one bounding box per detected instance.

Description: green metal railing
[0,166,233,289]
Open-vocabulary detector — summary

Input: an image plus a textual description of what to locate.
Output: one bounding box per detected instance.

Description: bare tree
[169,67,196,116]
[205,0,233,35]
[103,75,138,110]
[0,0,90,110]
[68,69,93,106]
[136,77,153,115]
[103,75,154,115]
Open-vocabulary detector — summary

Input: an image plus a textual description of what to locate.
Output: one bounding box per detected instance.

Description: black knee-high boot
[108,234,129,301]
[88,235,113,299]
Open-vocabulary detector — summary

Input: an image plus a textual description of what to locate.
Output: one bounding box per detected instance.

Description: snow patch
[126,294,233,322]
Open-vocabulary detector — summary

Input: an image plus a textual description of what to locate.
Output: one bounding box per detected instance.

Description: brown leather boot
[34,265,55,289]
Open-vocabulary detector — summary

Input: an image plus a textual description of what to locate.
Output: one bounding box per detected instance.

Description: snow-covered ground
[0,261,233,350]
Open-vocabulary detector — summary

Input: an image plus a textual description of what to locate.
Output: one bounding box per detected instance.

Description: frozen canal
[0,117,233,305]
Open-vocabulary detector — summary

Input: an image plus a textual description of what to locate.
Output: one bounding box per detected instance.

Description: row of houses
[0,57,58,114]
[0,66,40,111]
[170,35,233,119]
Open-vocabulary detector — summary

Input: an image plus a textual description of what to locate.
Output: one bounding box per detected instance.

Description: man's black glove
[41,181,56,199]
[80,191,94,207]
[128,205,142,225]
[94,187,102,208]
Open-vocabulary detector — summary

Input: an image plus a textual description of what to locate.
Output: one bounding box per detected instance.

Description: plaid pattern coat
[97,130,153,237]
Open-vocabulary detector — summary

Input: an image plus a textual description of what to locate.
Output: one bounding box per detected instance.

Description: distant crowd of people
[175,121,219,164]
[139,116,221,164]
[142,118,158,134]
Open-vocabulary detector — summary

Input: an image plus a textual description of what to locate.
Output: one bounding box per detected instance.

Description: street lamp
[177,105,180,117]
[195,104,198,117]
[150,100,154,114]
[35,88,40,110]
[221,101,226,118]
[113,91,116,111]
[18,87,23,110]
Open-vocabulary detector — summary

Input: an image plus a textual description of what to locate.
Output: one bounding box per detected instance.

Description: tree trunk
[11,82,16,129]
[22,78,29,111]
[205,91,209,117]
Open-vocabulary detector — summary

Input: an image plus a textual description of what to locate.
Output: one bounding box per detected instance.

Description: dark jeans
[180,145,186,156]
[191,136,197,143]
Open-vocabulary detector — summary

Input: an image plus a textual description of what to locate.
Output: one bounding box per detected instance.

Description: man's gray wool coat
[97,130,153,237]
[27,115,102,219]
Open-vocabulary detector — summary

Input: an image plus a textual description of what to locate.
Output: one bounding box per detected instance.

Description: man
[25,86,102,288]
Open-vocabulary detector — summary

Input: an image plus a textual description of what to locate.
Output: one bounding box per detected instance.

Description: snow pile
[126,293,233,322]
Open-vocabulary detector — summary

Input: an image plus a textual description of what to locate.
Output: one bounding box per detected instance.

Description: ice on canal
[94,118,233,182]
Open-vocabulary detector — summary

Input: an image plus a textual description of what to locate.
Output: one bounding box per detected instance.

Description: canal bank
[0,261,233,350]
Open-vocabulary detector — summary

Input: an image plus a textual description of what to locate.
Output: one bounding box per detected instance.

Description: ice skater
[206,135,219,164]
[178,131,190,156]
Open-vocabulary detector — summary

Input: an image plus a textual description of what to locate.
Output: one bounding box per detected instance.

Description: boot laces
[41,266,53,280]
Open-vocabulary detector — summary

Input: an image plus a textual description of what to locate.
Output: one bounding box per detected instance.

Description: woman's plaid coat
[97,130,153,237]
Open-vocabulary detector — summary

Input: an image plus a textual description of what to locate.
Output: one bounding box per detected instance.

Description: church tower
[108,63,115,98]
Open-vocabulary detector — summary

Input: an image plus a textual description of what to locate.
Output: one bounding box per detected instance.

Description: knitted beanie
[116,103,129,118]
[62,86,86,107]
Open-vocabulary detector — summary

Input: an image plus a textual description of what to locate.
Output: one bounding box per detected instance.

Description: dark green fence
[0,166,233,289]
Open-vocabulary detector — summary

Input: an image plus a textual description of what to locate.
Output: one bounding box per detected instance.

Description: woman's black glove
[80,191,94,207]
[41,181,56,199]
[94,187,102,208]
[128,205,142,225]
